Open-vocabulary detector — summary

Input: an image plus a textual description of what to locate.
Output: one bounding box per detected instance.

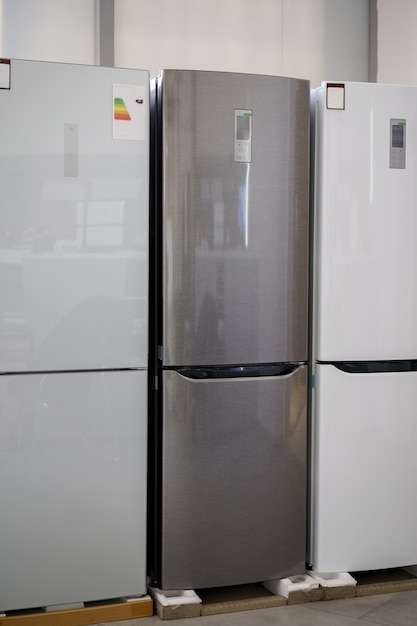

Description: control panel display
[234,109,252,162]
[390,118,406,169]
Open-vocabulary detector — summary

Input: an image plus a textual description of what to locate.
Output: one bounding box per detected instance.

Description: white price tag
[0,59,11,89]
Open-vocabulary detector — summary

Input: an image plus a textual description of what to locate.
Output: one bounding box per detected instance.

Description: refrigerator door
[0,60,149,372]
[313,81,417,361]
[161,366,307,589]
[0,369,147,611]
[159,70,310,367]
[311,364,417,572]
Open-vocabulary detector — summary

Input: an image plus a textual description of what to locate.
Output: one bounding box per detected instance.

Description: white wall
[0,0,369,86]
[0,0,97,64]
[281,0,369,86]
[115,0,284,78]
[114,0,369,87]
[377,0,417,85]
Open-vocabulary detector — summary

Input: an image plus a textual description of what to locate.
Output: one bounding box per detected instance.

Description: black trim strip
[0,367,146,376]
[319,360,417,373]
[174,362,304,379]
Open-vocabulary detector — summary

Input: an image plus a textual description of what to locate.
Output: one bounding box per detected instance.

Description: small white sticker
[0,59,11,89]
[113,83,145,141]
[326,84,345,110]
[64,123,78,177]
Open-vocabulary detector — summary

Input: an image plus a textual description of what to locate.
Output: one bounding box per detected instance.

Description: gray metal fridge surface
[153,70,310,589]
[160,70,309,367]
[162,366,307,589]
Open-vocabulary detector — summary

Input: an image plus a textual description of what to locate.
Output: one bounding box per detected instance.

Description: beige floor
[94,590,417,626]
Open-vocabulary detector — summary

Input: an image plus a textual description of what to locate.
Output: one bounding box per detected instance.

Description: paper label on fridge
[0,59,11,89]
[113,83,145,140]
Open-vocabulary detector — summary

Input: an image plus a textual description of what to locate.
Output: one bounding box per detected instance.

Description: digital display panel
[392,124,404,148]
[236,115,250,141]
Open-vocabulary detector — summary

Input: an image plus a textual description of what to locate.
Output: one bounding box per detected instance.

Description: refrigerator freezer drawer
[161,366,307,589]
[311,363,417,572]
[0,369,147,611]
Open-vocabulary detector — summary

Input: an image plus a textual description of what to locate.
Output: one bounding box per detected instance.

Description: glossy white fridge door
[0,369,147,611]
[313,81,417,360]
[311,363,417,572]
[0,60,149,372]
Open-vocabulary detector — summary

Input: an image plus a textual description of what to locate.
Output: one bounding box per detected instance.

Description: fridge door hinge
[157,345,163,361]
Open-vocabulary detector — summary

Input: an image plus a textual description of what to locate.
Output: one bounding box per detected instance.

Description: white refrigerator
[309,83,417,572]
[0,59,149,611]
[310,81,417,573]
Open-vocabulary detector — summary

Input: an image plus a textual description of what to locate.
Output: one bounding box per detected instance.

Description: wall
[114,0,369,86]
[114,0,282,78]
[281,0,369,86]
[0,0,369,86]
[0,0,97,64]
[377,0,417,85]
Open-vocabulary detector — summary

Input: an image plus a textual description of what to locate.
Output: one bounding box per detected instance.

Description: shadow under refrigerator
[310,81,417,573]
[0,59,149,611]
[149,69,310,590]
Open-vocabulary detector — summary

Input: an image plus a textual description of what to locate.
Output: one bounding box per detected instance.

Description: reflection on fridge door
[149,69,310,590]
[0,59,149,611]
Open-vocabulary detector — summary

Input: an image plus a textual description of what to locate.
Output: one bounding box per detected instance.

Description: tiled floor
[95,590,417,626]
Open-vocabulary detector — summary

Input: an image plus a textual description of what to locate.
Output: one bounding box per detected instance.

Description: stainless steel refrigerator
[0,59,149,611]
[149,69,310,590]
